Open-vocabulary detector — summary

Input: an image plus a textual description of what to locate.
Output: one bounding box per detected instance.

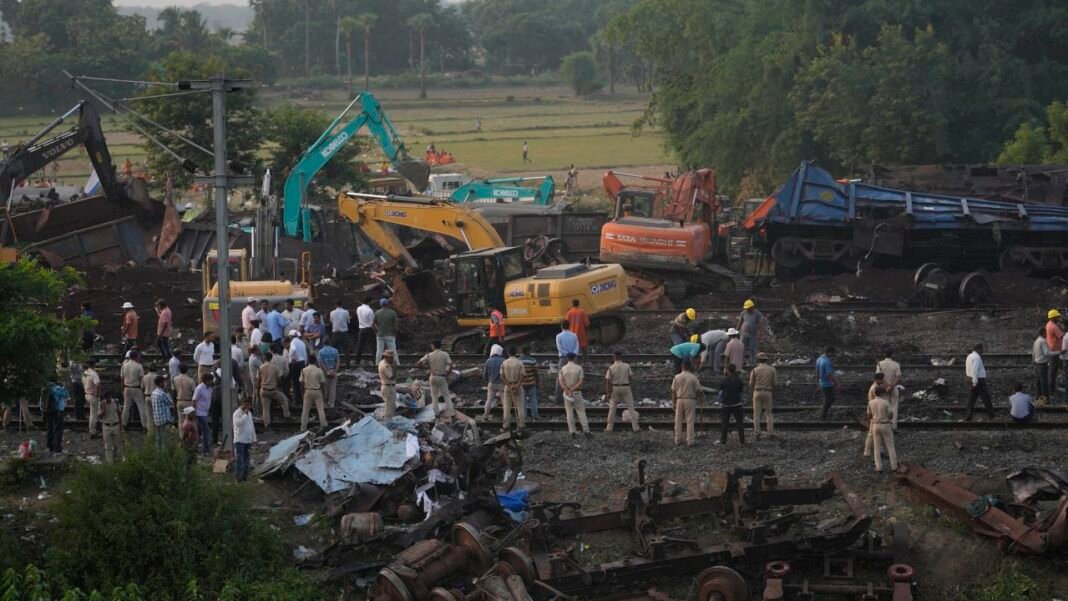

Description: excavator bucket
[390,271,450,317]
[395,160,431,192]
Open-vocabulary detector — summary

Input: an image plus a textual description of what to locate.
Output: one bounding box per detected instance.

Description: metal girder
[895,462,1068,555]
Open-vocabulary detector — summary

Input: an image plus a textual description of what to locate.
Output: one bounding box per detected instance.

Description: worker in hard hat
[670,308,697,345]
[1047,309,1064,397]
[735,299,765,367]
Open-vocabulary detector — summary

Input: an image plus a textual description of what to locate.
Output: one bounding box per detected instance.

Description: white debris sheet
[293,416,419,494]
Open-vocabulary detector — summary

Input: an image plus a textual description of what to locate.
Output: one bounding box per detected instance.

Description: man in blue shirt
[817,346,838,420]
[555,321,580,403]
[150,375,175,449]
[317,336,340,408]
[670,340,706,374]
[265,303,290,341]
[482,346,505,419]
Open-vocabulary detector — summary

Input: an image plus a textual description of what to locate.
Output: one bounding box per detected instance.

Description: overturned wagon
[747,161,1068,277]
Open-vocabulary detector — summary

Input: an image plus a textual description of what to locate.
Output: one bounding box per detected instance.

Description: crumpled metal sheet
[254,431,312,478]
[294,415,418,494]
[1006,467,1068,504]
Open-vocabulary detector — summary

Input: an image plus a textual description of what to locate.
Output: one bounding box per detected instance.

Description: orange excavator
[600,169,749,301]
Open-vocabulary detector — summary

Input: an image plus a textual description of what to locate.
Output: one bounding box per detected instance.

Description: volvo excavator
[0,100,159,263]
[600,169,749,301]
[283,92,430,241]
[337,191,628,349]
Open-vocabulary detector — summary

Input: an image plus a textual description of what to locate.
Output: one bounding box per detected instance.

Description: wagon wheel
[696,566,748,601]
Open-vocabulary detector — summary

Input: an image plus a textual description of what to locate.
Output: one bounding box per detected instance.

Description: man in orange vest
[566,299,591,355]
[488,305,505,346]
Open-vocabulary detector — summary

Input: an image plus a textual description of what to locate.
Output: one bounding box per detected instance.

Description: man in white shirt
[1009,382,1035,423]
[329,300,351,354]
[700,329,728,374]
[287,331,309,403]
[299,302,317,333]
[167,351,182,382]
[965,343,994,421]
[249,319,264,350]
[1032,328,1058,399]
[232,397,256,481]
[231,335,246,368]
[282,300,304,330]
[355,297,376,364]
[255,299,269,327]
[241,298,258,337]
[193,332,216,381]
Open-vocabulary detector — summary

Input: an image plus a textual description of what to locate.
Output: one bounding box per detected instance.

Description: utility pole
[185,73,254,451]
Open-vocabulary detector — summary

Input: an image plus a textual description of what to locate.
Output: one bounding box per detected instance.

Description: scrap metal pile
[258,416,918,601]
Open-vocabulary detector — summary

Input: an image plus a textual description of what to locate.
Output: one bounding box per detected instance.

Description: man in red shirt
[566,299,591,354]
[488,305,505,346]
[155,298,173,359]
[1048,309,1064,393]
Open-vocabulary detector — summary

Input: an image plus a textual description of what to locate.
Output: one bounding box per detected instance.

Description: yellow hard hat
[686,308,696,320]
[743,299,755,309]
[1050,309,1062,320]
[690,334,699,343]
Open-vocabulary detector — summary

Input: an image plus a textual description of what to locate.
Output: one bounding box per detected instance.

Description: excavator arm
[337,191,505,268]
[282,92,430,240]
[0,102,127,205]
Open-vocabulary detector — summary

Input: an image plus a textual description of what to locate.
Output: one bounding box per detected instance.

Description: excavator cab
[449,247,528,318]
[615,189,658,219]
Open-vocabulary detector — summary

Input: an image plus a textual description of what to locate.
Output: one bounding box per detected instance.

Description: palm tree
[355,13,378,92]
[339,16,359,97]
[249,0,268,50]
[171,9,209,53]
[303,0,311,77]
[406,13,433,99]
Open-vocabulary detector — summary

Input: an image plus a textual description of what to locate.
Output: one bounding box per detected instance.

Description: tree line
[1,0,1067,195]
[606,0,1068,194]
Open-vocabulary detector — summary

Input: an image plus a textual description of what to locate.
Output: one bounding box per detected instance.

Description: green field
[0,85,671,185]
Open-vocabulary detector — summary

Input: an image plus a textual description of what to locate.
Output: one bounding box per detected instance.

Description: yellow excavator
[337,191,628,347]
[201,248,314,335]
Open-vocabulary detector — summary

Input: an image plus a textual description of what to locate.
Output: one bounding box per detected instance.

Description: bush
[559,51,602,96]
[47,445,318,600]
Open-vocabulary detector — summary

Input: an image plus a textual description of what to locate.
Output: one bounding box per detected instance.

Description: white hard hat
[289,330,300,337]
[122,302,134,309]
[726,327,740,336]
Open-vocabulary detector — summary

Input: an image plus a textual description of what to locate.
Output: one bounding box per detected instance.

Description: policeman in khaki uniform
[299,355,327,431]
[557,353,590,436]
[867,385,898,473]
[379,349,397,417]
[100,393,123,463]
[748,352,777,437]
[604,351,639,432]
[82,359,102,437]
[120,351,154,438]
[671,359,703,446]
[258,352,291,428]
[876,348,902,429]
[499,347,526,431]
[416,340,454,413]
[173,365,197,418]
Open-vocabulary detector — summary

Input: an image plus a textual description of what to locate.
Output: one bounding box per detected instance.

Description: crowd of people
[8,290,1067,479]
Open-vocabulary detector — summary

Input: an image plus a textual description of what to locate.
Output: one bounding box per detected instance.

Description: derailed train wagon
[746,161,1068,277]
